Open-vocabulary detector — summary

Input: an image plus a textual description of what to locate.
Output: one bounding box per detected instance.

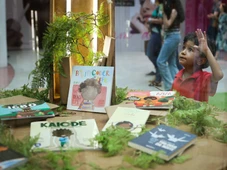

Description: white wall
[6,0,32,50]
[115,0,147,53]
[0,0,7,67]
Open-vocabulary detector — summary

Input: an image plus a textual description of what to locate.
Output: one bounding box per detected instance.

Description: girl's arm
[207,11,219,20]
[163,9,177,28]
[148,17,163,25]
[130,13,148,34]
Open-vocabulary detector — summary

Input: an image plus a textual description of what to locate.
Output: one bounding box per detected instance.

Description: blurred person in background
[207,0,221,42]
[215,2,227,59]
[146,0,163,87]
[155,0,185,90]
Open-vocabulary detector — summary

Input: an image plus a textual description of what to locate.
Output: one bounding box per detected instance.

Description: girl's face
[179,40,201,68]
[141,0,156,20]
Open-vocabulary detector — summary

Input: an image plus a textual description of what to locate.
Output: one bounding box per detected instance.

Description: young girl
[172,29,224,102]
[155,0,185,91]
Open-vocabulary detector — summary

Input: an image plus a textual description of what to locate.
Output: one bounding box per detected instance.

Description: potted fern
[29,3,109,103]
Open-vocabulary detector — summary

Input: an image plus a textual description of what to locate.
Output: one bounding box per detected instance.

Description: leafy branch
[29,2,109,91]
[115,86,129,105]
[0,84,49,102]
[167,95,227,143]
[124,151,165,169]
[93,126,135,156]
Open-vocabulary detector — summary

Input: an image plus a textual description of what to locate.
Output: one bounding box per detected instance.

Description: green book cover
[0,100,54,120]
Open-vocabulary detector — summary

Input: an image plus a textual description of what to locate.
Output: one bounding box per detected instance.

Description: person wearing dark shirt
[207,0,221,42]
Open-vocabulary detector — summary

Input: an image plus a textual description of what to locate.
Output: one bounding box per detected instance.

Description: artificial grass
[209,92,227,111]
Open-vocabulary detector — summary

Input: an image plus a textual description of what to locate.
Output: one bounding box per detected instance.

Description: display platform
[11,111,227,170]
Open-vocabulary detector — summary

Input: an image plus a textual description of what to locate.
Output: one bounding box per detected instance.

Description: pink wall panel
[185,0,227,34]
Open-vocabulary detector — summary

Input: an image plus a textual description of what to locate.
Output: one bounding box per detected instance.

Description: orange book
[125,91,176,110]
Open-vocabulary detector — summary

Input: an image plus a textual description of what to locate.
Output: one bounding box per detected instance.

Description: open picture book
[128,124,197,161]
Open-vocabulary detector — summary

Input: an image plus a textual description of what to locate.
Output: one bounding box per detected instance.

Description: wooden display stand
[1,95,227,169]
[59,57,78,104]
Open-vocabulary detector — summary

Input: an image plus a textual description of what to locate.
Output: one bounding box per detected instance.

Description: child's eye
[188,47,193,52]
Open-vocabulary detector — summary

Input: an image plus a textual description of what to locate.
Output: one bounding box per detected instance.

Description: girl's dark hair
[183,32,216,69]
[140,0,146,5]
[163,0,185,23]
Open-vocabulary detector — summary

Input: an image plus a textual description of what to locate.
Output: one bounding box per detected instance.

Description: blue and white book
[128,124,197,161]
[0,143,28,170]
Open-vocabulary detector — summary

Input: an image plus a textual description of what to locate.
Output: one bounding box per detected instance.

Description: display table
[11,111,227,170]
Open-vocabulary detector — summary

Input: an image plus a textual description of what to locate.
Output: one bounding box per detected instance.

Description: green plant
[29,2,109,97]
[0,124,38,157]
[166,95,227,143]
[124,151,165,169]
[93,126,134,156]
[124,147,191,169]
[0,84,49,101]
[115,86,129,105]
[170,155,191,164]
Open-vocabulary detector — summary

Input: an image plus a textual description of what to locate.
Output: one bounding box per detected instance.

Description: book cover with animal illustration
[0,143,28,170]
[30,119,100,151]
[125,91,176,110]
[0,100,55,121]
[128,124,197,161]
[67,66,114,113]
[102,107,150,135]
